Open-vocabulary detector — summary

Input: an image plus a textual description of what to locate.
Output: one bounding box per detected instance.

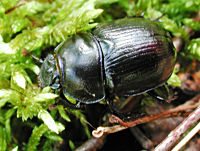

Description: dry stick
[171,121,200,151]
[92,111,190,138]
[75,134,108,151]
[154,105,200,151]
[92,94,200,138]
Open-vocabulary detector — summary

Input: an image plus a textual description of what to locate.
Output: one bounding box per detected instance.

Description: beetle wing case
[92,18,176,96]
[56,33,105,103]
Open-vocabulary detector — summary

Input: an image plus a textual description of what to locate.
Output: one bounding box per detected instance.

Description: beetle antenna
[30,54,44,63]
[22,49,44,63]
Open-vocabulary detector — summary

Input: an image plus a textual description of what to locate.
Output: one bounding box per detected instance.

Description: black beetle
[38,17,177,109]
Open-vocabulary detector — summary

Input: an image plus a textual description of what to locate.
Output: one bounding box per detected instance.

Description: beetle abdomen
[92,18,176,96]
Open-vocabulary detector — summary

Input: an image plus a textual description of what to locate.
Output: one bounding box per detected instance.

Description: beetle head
[38,54,60,90]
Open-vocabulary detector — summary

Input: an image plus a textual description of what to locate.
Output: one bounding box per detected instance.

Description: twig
[92,94,200,138]
[75,134,108,151]
[92,111,190,138]
[154,105,200,151]
[171,122,200,151]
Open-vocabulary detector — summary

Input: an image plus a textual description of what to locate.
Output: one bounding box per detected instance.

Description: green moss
[0,0,199,150]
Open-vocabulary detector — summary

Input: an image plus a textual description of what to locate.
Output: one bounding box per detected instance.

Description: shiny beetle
[38,17,177,108]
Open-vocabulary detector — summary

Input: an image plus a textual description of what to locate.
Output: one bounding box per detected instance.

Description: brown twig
[75,134,108,151]
[154,105,200,151]
[92,111,191,138]
[171,121,200,151]
[92,94,200,138]
[153,93,200,151]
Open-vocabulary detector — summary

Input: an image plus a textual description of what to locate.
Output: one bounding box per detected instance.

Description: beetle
[38,17,177,110]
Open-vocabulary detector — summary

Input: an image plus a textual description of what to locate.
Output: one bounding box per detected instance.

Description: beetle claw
[107,103,128,121]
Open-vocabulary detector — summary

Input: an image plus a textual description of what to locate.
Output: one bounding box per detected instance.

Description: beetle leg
[106,97,127,121]
[147,90,165,101]
[108,104,127,121]
[75,102,81,108]
[58,92,84,109]
[147,84,177,103]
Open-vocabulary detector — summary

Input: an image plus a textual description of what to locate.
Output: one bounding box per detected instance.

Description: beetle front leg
[58,92,84,109]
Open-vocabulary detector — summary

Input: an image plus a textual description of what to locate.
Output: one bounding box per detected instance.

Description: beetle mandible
[38,17,177,109]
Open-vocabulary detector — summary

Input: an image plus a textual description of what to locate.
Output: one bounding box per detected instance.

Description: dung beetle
[38,17,177,109]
